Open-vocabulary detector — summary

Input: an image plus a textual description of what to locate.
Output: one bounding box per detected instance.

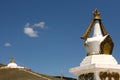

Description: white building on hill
[0,58,24,69]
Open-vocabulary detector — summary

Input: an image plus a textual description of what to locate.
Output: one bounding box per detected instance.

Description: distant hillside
[55,76,76,80]
[0,63,6,67]
[0,63,76,80]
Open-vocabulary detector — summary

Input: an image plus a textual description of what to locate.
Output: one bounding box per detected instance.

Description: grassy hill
[0,64,76,80]
[0,63,6,67]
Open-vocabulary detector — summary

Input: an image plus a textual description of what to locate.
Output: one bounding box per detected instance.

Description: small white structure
[70,9,120,80]
[6,58,24,68]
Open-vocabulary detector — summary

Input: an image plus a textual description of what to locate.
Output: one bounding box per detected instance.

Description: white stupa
[7,58,24,68]
[70,9,120,80]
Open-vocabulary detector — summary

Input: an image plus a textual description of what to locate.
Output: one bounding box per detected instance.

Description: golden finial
[93,9,101,19]
[10,58,15,63]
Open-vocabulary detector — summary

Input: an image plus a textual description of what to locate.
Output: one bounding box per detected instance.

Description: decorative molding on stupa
[70,55,120,75]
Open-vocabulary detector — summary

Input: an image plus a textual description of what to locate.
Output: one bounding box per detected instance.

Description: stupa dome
[7,62,18,68]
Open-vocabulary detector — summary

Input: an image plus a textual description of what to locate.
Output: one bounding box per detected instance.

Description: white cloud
[24,27,38,37]
[24,22,46,37]
[34,22,45,29]
[4,43,12,47]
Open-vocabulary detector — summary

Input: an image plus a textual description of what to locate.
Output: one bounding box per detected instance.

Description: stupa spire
[93,20,103,37]
[92,9,102,37]
[10,58,15,63]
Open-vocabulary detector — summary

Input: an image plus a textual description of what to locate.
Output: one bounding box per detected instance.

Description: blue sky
[0,0,120,78]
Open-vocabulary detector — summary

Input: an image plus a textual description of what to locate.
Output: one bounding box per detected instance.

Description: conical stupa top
[93,9,103,37]
[93,20,103,37]
[81,9,107,40]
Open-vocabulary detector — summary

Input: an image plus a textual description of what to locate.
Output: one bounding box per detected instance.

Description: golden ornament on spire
[93,9,101,19]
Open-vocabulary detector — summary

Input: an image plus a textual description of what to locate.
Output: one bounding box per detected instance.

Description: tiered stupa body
[70,9,120,80]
